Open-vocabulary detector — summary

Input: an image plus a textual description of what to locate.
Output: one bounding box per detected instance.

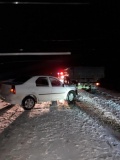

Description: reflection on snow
[0,100,69,133]
[28,100,69,118]
[28,102,50,118]
[0,104,24,133]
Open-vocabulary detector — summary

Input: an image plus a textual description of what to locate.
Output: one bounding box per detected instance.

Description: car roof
[29,75,58,79]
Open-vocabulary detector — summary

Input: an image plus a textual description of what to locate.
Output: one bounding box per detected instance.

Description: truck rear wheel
[51,101,57,106]
[67,91,76,104]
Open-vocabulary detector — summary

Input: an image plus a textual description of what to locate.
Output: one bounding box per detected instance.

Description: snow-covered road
[77,89,120,132]
[0,88,120,160]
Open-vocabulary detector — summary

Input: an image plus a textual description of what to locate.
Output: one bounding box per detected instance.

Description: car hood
[64,84,76,90]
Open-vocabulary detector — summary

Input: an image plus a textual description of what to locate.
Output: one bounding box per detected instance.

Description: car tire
[67,91,76,104]
[22,96,35,110]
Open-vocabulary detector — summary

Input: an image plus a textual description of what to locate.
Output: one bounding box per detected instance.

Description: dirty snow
[77,88,120,132]
[0,88,120,159]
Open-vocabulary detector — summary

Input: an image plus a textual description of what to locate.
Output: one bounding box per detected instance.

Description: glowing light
[96,82,100,86]
[0,52,71,56]
[14,2,19,4]
[61,75,64,79]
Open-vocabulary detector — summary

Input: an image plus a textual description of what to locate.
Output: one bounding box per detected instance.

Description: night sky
[0,1,120,87]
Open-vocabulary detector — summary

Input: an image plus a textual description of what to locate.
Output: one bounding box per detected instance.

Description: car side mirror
[62,83,64,87]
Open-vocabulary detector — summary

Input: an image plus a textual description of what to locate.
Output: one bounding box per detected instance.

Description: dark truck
[62,66,105,93]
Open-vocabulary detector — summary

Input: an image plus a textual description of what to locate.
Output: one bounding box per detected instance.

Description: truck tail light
[96,82,100,86]
[10,85,16,94]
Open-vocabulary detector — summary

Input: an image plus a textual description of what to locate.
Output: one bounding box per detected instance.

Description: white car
[0,75,77,110]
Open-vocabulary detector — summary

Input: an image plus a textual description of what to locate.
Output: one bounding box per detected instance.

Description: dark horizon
[0,0,120,89]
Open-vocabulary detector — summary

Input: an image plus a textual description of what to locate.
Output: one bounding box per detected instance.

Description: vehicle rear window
[36,77,49,86]
[10,76,32,84]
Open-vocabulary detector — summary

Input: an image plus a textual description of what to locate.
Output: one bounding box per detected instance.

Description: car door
[49,77,67,101]
[35,77,52,102]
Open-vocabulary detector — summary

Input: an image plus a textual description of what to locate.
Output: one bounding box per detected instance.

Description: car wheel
[67,91,76,104]
[22,96,35,110]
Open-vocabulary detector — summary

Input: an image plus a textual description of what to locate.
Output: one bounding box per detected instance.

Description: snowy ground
[0,88,120,159]
[77,88,120,133]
